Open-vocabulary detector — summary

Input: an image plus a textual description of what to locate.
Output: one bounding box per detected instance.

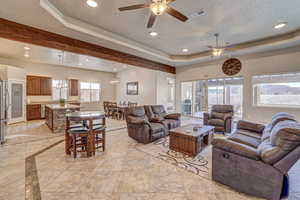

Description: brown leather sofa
[212,112,300,200]
[145,105,181,130]
[204,105,234,133]
[125,105,181,144]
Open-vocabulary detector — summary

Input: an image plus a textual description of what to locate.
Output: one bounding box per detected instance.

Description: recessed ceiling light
[24,53,30,58]
[24,46,30,50]
[86,58,89,62]
[273,22,287,29]
[182,48,189,52]
[86,0,98,8]
[149,31,158,37]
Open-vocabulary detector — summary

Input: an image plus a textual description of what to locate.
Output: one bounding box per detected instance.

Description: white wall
[156,71,176,109]
[0,57,116,110]
[116,67,175,106]
[176,51,300,123]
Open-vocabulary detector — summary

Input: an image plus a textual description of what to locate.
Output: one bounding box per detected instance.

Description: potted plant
[59,98,66,107]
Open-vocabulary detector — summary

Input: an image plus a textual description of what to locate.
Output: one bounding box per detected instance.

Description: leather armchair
[212,112,300,200]
[145,105,181,130]
[125,106,167,144]
[204,105,234,133]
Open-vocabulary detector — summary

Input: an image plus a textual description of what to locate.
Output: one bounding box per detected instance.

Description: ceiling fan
[207,33,234,57]
[118,0,188,28]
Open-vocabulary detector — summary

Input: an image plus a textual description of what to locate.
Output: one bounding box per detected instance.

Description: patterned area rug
[135,136,213,180]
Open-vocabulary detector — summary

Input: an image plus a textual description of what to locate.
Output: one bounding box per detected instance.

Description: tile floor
[0,119,299,200]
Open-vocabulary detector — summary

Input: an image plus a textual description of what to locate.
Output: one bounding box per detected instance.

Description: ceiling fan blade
[118,4,149,11]
[166,7,188,22]
[147,13,157,28]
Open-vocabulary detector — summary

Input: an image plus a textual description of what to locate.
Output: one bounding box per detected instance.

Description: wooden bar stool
[86,118,106,152]
[67,126,89,158]
[93,124,106,152]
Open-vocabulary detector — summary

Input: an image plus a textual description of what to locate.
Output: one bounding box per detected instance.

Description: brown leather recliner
[144,105,181,130]
[212,112,300,200]
[125,106,168,144]
[204,105,234,133]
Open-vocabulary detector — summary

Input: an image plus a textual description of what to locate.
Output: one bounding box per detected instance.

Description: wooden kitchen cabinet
[69,79,79,96]
[26,104,41,121]
[26,75,52,96]
[26,76,41,96]
[40,77,52,95]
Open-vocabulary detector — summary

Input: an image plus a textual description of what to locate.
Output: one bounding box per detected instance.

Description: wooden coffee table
[169,124,214,157]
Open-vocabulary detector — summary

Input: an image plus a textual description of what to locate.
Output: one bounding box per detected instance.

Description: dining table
[65,111,106,157]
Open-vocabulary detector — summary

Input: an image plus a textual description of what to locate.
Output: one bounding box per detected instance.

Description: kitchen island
[45,104,81,133]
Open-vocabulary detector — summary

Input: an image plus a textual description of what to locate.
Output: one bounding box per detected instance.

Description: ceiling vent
[190,10,205,18]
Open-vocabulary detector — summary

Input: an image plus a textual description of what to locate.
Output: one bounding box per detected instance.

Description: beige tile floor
[6,118,126,145]
[0,119,300,200]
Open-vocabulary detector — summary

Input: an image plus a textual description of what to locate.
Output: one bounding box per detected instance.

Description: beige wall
[176,51,300,123]
[0,57,116,110]
[116,67,175,107]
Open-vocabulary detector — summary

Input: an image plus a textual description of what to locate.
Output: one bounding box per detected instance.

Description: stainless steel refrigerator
[0,80,8,144]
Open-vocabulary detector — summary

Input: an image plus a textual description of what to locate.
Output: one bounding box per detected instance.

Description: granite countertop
[27,101,81,105]
[45,104,82,110]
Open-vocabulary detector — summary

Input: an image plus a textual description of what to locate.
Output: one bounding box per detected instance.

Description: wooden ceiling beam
[0,18,176,74]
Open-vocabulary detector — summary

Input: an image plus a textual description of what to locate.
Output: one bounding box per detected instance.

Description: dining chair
[103,101,109,117]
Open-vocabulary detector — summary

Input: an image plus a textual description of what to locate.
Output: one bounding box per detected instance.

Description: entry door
[8,80,25,124]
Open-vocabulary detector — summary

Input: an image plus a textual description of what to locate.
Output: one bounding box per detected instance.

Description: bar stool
[86,123,106,152]
[68,126,89,158]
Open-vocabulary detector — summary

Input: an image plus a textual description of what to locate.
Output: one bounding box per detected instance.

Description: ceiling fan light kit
[212,48,223,57]
[118,0,188,29]
[150,0,168,15]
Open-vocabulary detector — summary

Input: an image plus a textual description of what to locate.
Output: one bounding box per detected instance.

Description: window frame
[252,73,300,109]
[79,81,101,103]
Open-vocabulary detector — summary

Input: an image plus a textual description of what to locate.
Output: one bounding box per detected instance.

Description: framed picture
[127,82,138,95]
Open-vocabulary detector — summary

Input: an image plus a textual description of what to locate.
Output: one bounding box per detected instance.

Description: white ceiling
[0,0,300,67]
[50,0,300,55]
[0,38,133,73]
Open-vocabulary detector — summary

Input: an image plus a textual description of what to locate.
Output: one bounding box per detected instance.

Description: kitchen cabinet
[26,75,52,96]
[69,79,79,96]
[40,77,52,95]
[26,76,41,96]
[26,104,41,120]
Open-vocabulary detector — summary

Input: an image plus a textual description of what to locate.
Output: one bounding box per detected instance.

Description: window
[80,82,101,102]
[52,80,68,100]
[181,77,243,119]
[253,73,300,107]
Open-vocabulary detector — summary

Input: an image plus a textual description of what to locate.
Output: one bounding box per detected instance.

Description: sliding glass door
[181,82,193,115]
[181,77,243,119]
